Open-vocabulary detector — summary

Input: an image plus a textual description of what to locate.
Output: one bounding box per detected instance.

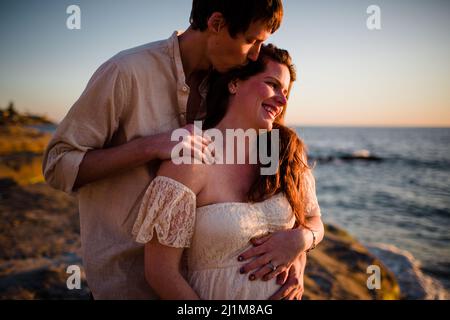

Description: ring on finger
[267,261,277,272]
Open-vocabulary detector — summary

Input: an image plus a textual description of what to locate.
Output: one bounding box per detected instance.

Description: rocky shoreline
[0,124,402,299]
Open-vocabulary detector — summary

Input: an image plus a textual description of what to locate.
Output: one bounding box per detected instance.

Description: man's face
[207,20,271,72]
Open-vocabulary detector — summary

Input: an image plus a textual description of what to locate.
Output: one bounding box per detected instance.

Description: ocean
[296,126,450,299]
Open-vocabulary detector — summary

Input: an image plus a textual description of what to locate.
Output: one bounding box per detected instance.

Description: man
[43,0,310,299]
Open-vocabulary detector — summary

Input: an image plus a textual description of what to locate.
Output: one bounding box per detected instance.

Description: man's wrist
[140,134,162,161]
[301,228,313,252]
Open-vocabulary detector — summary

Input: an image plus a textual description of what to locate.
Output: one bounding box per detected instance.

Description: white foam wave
[367,243,449,300]
[351,149,371,158]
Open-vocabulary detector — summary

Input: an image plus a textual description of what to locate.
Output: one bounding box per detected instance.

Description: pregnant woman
[132,44,324,299]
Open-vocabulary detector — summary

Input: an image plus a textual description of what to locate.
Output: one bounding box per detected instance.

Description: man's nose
[247,44,261,62]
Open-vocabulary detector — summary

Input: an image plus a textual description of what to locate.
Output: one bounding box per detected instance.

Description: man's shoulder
[106,33,177,73]
[115,38,169,60]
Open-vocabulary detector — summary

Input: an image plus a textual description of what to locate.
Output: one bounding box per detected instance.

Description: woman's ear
[228,80,238,95]
[207,12,226,33]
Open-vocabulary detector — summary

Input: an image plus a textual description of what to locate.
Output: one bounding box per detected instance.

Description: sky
[0,0,449,127]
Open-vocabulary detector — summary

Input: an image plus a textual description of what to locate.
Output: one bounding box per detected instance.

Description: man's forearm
[73,135,158,190]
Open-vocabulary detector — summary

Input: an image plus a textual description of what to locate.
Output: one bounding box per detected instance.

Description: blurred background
[0,0,449,299]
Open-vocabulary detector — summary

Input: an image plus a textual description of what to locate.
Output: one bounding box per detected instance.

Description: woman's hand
[152,124,213,162]
[269,253,306,300]
[238,228,312,281]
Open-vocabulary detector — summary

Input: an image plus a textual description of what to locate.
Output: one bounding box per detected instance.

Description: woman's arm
[141,159,208,300]
[145,237,200,300]
[304,215,325,250]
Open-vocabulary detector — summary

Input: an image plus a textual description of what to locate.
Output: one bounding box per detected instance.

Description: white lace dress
[132,175,321,300]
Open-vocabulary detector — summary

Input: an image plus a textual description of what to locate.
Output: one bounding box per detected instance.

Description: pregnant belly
[188,266,281,300]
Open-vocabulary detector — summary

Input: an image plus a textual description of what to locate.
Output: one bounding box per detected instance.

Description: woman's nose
[276,93,287,106]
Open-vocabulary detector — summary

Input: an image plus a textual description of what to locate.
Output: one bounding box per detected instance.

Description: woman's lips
[262,103,281,120]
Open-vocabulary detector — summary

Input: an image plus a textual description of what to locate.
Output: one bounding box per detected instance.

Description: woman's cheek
[257,83,272,97]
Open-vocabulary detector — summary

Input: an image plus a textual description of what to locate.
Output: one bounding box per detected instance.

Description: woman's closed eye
[266,81,278,89]
[266,81,288,101]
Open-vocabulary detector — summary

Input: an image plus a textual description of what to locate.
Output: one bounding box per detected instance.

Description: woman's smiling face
[228,59,291,131]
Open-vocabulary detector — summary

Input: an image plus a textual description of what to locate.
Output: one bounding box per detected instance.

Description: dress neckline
[153,175,285,211]
[196,193,284,211]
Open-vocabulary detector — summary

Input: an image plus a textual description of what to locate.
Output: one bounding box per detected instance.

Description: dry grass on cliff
[0,126,51,156]
[0,126,52,185]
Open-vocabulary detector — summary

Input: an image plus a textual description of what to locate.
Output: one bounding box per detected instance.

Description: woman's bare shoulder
[157,160,208,195]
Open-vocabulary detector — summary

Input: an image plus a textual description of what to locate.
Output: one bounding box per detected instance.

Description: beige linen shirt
[43,31,205,299]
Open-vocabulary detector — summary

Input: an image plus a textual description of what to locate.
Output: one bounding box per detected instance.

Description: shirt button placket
[179,85,189,126]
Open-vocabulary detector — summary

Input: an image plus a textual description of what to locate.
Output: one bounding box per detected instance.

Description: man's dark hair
[189,0,283,37]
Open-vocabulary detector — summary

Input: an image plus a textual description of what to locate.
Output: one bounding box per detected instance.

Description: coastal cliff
[304,225,400,299]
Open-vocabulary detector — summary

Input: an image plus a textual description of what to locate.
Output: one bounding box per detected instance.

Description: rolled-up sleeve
[42,59,128,194]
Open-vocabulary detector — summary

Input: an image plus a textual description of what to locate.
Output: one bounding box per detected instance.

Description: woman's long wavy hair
[204,44,311,228]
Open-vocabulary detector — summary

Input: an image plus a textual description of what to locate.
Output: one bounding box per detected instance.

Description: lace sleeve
[132,176,196,248]
[303,169,321,217]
